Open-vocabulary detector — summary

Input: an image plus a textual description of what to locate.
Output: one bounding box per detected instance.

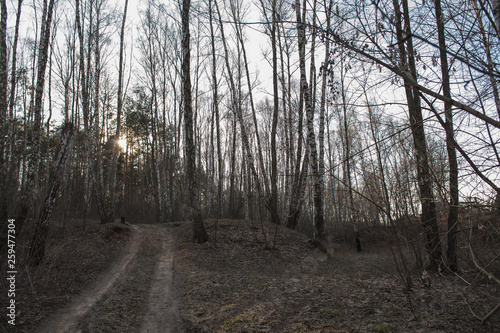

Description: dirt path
[36,224,180,333]
[140,225,180,332]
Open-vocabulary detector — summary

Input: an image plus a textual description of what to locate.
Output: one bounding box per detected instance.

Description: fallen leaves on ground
[176,219,500,333]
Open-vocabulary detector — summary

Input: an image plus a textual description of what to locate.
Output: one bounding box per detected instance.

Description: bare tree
[17,0,57,234]
[0,0,8,223]
[295,0,326,245]
[434,0,458,272]
[182,0,208,243]
[28,123,74,265]
[392,0,442,270]
[106,0,129,223]
[208,0,224,221]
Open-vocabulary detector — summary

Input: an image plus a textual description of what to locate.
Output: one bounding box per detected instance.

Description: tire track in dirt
[140,225,181,333]
[36,224,182,332]
[37,225,143,333]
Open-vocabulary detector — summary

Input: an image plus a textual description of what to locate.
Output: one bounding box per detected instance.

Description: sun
[118,138,127,150]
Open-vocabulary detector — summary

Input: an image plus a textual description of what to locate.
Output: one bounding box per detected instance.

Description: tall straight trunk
[214,0,266,216]
[340,56,355,233]
[366,99,391,223]
[1,0,23,230]
[208,0,223,219]
[0,0,9,268]
[327,116,342,229]
[28,123,74,266]
[295,0,325,243]
[229,117,237,217]
[107,0,128,222]
[231,0,270,206]
[0,0,8,223]
[270,0,280,224]
[91,2,107,224]
[319,0,333,203]
[393,0,442,270]
[76,0,92,224]
[309,0,317,112]
[337,35,357,242]
[8,0,23,120]
[434,0,458,272]
[17,0,56,234]
[277,20,292,223]
[286,24,307,229]
[182,0,207,243]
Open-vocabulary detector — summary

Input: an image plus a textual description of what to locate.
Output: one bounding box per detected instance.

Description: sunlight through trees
[0,0,499,286]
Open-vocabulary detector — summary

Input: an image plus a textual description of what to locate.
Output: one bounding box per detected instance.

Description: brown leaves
[176,220,500,332]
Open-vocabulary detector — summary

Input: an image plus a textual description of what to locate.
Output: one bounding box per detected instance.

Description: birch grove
[0,0,498,271]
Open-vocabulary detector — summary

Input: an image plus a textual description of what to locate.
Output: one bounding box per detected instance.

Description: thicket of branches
[0,0,499,274]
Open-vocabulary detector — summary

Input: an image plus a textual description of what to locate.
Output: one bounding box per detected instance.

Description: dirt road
[36,224,181,333]
[140,225,180,333]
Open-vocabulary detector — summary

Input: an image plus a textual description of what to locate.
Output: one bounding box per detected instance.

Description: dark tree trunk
[270,0,280,225]
[208,0,223,220]
[106,0,129,223]
[0,0,9,270]
[286,48,307,230]
[182,0,207,243]
[393,0,442,271]
[0,0,8,222]
[434,0,458,272]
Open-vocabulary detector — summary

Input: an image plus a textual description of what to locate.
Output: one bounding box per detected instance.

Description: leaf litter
[176,219,500,332]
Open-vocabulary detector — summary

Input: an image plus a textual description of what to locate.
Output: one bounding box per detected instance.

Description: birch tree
[295,0,326,245]
[17,0,57,233]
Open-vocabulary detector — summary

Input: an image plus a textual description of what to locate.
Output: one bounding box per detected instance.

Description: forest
[0,0,500,329]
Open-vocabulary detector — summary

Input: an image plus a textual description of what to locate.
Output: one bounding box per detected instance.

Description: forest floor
[1,218,499,332]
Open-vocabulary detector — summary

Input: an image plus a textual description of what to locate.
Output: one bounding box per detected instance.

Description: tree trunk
[28,123,74,266]
[75,0,92,226]
[340,48,356,244]
[107,0,129,223]
[434,0,458,272]
[182,0,207,243]
[270,0,280,224]
[231,0,271,212]
[319,0,333,226]
[286,12,307,230]
[0,0,8,223]
[208,0,223,220]
[295,0,326,243]
[393,0,442,271]
[16,0,57,234]
[214,0,267,218]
